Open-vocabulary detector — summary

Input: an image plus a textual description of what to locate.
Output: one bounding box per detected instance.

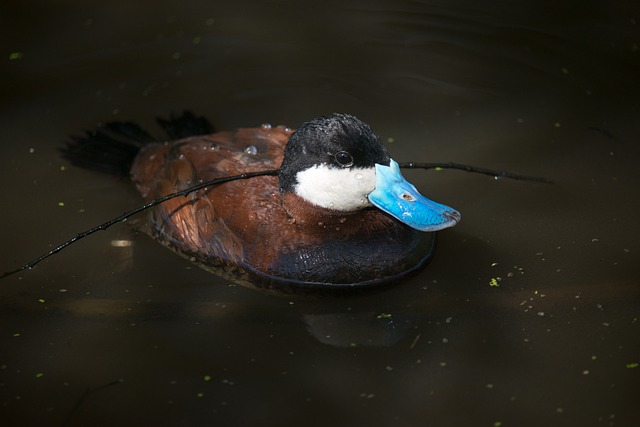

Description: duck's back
[130,127,293,284]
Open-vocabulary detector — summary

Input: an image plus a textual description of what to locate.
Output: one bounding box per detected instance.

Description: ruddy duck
[62,112,460,291]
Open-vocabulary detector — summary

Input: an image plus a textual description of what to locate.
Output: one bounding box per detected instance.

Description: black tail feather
[61,122,155,176]
[156,111,214,140]
[60,111,215,176]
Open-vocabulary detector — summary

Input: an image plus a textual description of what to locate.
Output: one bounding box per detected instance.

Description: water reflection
[304,312,414,348]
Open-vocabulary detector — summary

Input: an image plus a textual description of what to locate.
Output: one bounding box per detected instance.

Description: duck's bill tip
[368,160,461,232]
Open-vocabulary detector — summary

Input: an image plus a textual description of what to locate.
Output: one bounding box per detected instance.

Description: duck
[62,112,460,292]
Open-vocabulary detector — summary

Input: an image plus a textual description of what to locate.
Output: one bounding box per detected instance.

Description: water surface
[1,1,638,426]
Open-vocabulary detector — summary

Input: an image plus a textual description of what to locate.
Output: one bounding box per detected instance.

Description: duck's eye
[334,151,354,167]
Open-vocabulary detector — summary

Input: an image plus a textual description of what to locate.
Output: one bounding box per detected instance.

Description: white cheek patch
[294,164,376,211]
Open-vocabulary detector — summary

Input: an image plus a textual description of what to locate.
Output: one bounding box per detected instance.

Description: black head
[278,113,391,196]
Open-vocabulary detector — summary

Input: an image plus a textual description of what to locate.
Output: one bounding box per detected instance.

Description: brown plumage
[130,125,435,291]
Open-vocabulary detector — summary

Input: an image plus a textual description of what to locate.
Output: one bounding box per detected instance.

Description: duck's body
[64,113,459,292]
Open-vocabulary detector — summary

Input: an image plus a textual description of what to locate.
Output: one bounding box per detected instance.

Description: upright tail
[60,111,214,176]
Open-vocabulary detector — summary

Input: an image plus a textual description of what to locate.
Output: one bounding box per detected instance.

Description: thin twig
[61,379,123,427]
[398,162,552,183]
[1,169,278,279]
[1,161,550,280]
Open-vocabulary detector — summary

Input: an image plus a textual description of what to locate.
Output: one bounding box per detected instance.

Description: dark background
[1,1,638,426]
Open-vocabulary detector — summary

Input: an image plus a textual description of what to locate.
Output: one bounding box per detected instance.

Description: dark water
[1,1,639,426]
